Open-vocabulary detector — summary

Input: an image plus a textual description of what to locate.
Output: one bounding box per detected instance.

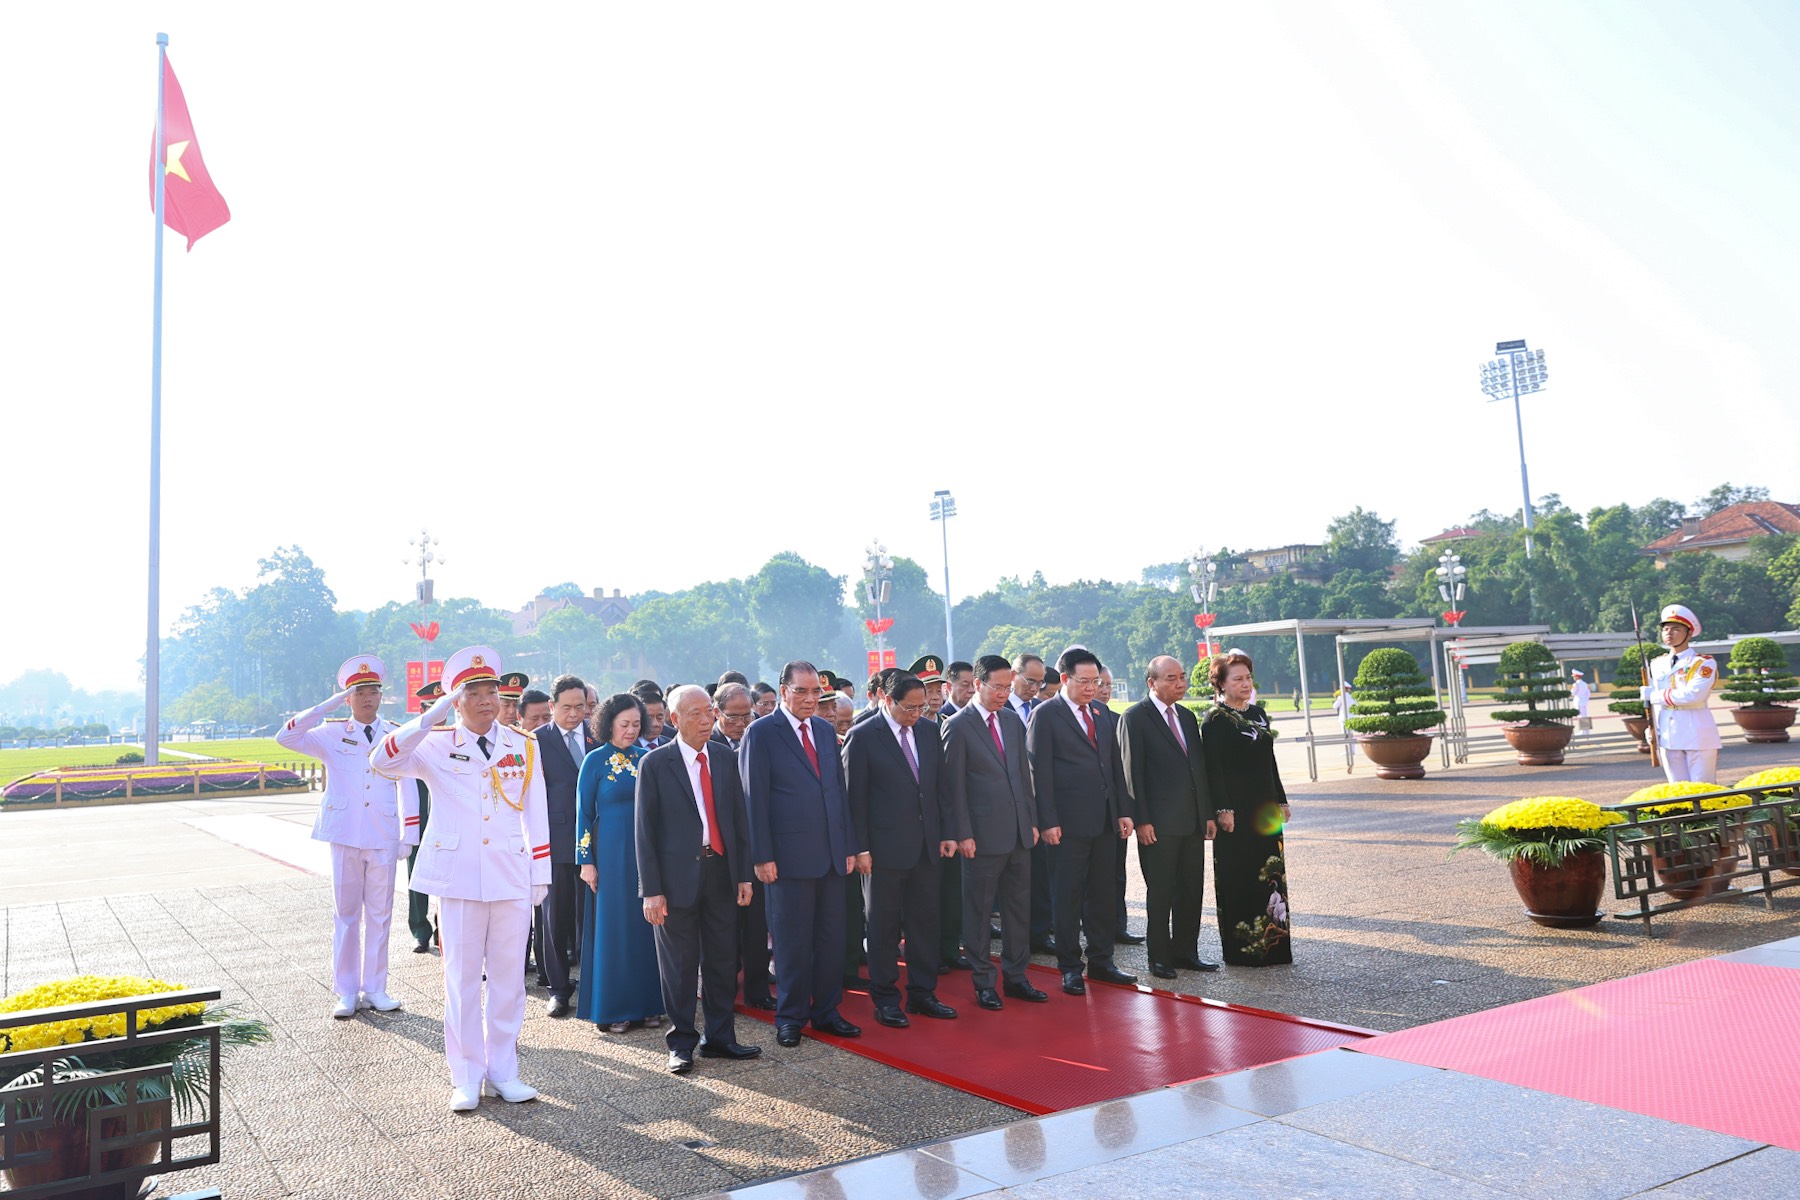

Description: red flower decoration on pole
[864,617,894,635]
[1442,611,1466,626]
[1193,613,1216,629]
[410,621,441,642]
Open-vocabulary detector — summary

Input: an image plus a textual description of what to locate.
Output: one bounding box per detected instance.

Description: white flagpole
[146,31,168,765]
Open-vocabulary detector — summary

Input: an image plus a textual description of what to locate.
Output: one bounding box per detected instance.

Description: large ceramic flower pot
[1729,706,1796,744]
[1508,850,1606,927]
[1,1100,166,1200]
[1502,723,1574,766]
[1622,716,1651,754]
[1355,733,1432,780]
[1651,836,1741,901]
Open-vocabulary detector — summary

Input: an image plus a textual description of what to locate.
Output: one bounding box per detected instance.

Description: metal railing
[0,989,225,1198]
[1602,784,1800,930]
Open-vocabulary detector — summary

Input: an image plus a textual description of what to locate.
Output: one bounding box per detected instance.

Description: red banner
[863,648,900,679]
[1196,641,1221,660]
[405,660,444,712]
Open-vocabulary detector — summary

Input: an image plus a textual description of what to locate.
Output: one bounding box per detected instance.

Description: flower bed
[0,975,207,1054]
[1,761,307,807]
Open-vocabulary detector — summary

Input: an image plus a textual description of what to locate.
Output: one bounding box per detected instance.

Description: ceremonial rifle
[1630,601,1660,769]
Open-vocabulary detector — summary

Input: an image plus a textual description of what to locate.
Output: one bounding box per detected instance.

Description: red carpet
[1356,958,1800,1150]
[737,962,1372,1114]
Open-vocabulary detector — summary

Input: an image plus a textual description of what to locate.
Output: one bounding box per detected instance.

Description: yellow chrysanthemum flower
[1622,780,1750,818]
[1735,766,1800,795]
[1479,796,1624,833]
[0,974,205,1054]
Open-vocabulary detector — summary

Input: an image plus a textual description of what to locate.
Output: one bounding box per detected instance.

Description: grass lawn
[1,738,317,787]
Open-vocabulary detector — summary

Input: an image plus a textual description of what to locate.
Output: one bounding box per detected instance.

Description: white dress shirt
[675,737,715,849]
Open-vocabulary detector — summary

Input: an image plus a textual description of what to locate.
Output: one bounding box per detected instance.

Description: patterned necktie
[477,734,491,760]
[900,725,920,783]
[798,720,821,775]
[1165,704,1186,752]
[696,750,724,854]
[987,712,1004,756]
[1080,704,1097,747]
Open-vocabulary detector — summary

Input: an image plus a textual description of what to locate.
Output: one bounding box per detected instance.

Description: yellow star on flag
[165,140,192,183]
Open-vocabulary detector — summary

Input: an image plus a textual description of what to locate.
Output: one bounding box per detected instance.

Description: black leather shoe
[1115,930,1147,945]
[699,1041,762,1060]
[1030,936,1058,955]
[873,1006,910,1029]
[1149,962,1178,980]
[412,939,433,954]
[1061,970,1087,996]
[546,995,571,1019]
[907,996,958,1020]
[1003,980,1049,1003]
[775,1023,803,1047]
[949,954,975,970]
[1088,965,1137,986]
[667,1050,693,1075]
[748,996,778,1011]
[1177,956,1222,972]
[814,1016,862,1038]
[841,975,866,992]
[975,988,1004,1011]
[989,923,1004,940]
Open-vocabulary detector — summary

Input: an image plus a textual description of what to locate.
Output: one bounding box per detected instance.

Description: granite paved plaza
[3,722,1797,1197]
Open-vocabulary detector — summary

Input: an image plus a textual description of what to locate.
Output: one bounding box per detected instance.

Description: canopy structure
[1693,629,1800,655]
[1205,619,1437,780]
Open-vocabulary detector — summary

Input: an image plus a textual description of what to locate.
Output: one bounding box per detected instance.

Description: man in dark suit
[931,659,973,969]
[1028,648,1137,994]
[529,674,594,1017]
[637,685,761,1075]
[845,672,958,1027]
[1118,655,1218,978]
[740,661,864,1046]
[1004,653,1056,955]
[711,682,773,1011]
[942,654,1044,1010]
[633,681,670,749]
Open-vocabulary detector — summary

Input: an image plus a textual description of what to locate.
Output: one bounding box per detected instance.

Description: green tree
[537,581,585,600]
[1324,508,1399,574]
[530,605,613,680]
[239,547,354,710]
[616,582,757,683]
[1694,483,1769,516]
[747,553,845,665]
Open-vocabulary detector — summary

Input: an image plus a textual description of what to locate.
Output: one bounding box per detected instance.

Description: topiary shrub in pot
[1345,647,1445,779]
[1493,641,1579,765]
[1608,643,1666,753]
[1719,637,1799,744]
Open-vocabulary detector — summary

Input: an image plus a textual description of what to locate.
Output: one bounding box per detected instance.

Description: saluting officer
[372,645,551,1112]
[498,671,530,731]
[278,656,407,1019]
[1642,604,1722,784]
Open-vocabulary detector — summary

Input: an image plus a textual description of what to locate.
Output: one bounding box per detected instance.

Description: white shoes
[482,1078,538,1104]
[362,991,403,1012]
[449,1086,479,1112]
[331,995,357,1019]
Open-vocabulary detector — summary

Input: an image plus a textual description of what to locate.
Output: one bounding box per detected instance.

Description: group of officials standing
[287,640,1290,1110]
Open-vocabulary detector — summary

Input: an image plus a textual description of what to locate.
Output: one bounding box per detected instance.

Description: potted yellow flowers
[0,974,270,1200]
[1734,766,1800,876]
[1621,782,1752,901]
[1452,796,1624,926]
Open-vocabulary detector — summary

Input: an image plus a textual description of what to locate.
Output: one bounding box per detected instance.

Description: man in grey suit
[942,655,1046,1010]
[637,685,761,1075]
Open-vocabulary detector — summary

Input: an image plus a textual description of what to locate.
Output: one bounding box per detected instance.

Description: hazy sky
[5,2,1797,691]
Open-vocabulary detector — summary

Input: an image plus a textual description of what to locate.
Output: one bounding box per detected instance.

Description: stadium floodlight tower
[1479,339,1548,559]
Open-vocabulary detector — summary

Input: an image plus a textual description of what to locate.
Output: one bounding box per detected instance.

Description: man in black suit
[633,681,670,749]
[845,672,958,1027]
[740,661,863,1047]
[931,659,973,970]
[940,661,975,719]
[1118,655,1218,978]
[711,682,773,1011]
[1004,653,1056,955]
[1027,648,1137,994]
[529,674,593,1016]
[942,655,1044,1010]
[637,685,760,1074]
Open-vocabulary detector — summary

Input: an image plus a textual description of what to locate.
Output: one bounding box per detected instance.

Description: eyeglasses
[980,680,1011,693]
[896,702,927,715]
[786,687,823,698]
[1066,675,1101,687]
[719,710,752,723]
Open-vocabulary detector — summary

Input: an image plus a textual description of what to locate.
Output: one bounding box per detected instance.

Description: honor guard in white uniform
[371,645,550,1112]
[1640,604,1722,784]
[278,655,407,1019]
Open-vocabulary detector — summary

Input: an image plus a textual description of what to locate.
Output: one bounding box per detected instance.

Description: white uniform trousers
[438,896,531,1091]
[328,843,398,1001]
[1661,748,1718,786]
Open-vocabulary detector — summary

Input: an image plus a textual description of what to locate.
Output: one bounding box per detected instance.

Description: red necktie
[696,749,724,854]
[1165,704,1187,752]
[987,712,1004,756]
[1080,704,1097,747]
[798,719,821,776]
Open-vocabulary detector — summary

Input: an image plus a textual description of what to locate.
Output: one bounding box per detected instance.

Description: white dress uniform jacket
[278,699,405,854]
[372,721,551,900]
[1648,648,1722,751]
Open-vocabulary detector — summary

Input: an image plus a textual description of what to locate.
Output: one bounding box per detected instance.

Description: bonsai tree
[1607,643,1667,718]
[1720,637,1800,708]
[1345,648,1445,737]
[1492,641,1578,725]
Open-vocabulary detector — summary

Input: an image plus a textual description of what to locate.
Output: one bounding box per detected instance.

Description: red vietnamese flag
[148,55,229,249]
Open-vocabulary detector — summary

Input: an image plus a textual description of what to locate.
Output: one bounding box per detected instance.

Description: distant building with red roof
[1641,501,1800,568]
[1420,526,1482,546]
